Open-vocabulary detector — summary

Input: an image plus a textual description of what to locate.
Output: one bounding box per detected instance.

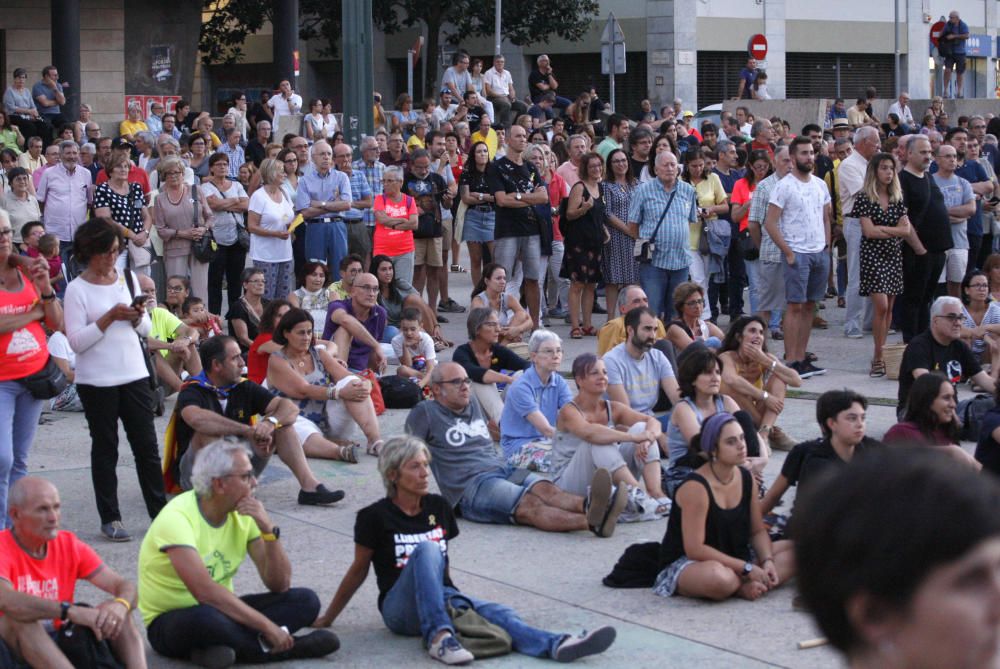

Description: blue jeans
[382,324,400,343]
[147,587,320,662]
[305,219,348,280]
[0,381,44,528]
[639,264,689,320]
[744,259,760,314]
[381,542,563,657]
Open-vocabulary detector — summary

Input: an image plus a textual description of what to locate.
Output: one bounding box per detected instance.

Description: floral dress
[850,192,906,296]
[600,180,638,285]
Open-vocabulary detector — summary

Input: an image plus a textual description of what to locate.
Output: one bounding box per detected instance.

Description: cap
[111,137,134,150]
[832,118,850,130]
[683,110,694,118]
[441,87,452,95]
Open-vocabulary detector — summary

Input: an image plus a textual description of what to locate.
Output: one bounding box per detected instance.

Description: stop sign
[747,34,768,60]
[930,20,946,46]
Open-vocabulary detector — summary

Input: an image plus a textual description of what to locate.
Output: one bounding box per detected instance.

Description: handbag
[188,184,218,262]
[447,598,513,659]
[737,228,759,261]
[128,238,153,268]
[357,368,385,415]
[236,218,251,251]
[19,355,69,400]
[634,189,677,264]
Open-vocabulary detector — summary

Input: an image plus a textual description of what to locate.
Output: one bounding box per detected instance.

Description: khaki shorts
[441,217,453,246]
[414,237,443,267]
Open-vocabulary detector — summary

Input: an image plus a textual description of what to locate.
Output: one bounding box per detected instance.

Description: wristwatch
[742,561,754,576]
[515,192,523,201]
[261,526,281,542]
[60,601,71,621]
[265,416,282,429]
[321,200,328,208]
[478,193,483,201]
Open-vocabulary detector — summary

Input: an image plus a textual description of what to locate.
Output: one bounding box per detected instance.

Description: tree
[200,0,599,96]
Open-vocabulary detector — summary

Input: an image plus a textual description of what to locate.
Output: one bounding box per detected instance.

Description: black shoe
[298,484,345,506]
[190,646,236,669]
[437,298,466,313]
[788,360,814,379]
[554,626,617,662]
[272,630,341,661]
[592,301,607,314]
[803,361,827,376]
[436,315,449,324]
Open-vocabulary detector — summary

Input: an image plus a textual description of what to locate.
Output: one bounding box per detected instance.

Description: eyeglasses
[165,171,183,177]
[969,283,990,288]
[685,299,705,306]
[935,313,964,322]
[166,284,185,292]
[439,378,472,387]
[537,348,563,356]
[283,158,298,163]
[0,228,13,237]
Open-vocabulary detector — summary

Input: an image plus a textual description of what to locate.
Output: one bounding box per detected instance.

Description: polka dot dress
[94,182,145,234]
[850,192,906,296]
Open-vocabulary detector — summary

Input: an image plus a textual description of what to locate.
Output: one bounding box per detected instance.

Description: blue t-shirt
[498,365,573,457]
[739,68,757,99]
[941,19,969,55]
[31,81,63,116]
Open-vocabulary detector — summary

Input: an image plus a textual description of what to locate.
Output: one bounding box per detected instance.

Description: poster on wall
[151,45,172,83]
[122,95,182,118]
[124,95,144,116]
[144,96,162,119]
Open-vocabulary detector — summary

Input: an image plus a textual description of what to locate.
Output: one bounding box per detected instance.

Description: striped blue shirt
[353,158,385,226]
[627,178,698,271]
[341,169,373,222]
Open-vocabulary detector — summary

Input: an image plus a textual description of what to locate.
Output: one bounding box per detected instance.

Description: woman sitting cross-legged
[312,435,617,665]
[551,353,670,519]
[654,412,795,601]
[470,263,532,354]
[265,307,382,461]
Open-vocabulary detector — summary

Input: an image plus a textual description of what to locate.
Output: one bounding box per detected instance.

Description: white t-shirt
[267,93,303,118]
[484,68,514,97]
[391,331,436,365]
[47,331,76,369]
[248,188,294,262]
[768,173,831,254]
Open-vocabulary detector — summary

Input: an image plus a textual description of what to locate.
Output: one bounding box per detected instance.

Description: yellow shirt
[119,119,148,138]
[689,174,727,251]
[406,134,426,151]
[470,128,498,160]
[597,316,668,356]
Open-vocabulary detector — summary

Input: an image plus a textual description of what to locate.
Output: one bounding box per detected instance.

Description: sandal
[869,359,886,378]
[450,264,467,273]
[654,497,671,516]
[367,439,385,457]
[570,327,584,339]
[338,443,360,463]
[434,338,449,352]
[582,326,597,336]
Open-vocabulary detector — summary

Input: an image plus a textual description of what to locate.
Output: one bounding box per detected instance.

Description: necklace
[165,186,186,206]
[709,461,735,485]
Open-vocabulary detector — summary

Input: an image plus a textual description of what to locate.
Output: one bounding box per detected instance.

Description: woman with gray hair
[314,434,617,664]
[451,307,530,424]
[247,158,295,300]
[498,330,573,472]
[372,164,418,288]
[154,155,213,299]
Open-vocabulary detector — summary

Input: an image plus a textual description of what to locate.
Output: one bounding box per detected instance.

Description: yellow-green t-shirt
[119,119,148,138]
[406,134,426,151]
[150,307,183,358]
[689,174,727,251]
[137,490,261,625]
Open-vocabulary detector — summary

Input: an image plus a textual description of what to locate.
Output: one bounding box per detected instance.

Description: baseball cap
[111,137,134,150]
[683,110,694,118]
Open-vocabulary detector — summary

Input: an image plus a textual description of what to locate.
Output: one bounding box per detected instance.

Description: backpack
[379,374,423,409]
[957,394,995,441]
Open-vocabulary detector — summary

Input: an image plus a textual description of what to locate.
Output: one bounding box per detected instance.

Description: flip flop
[339,443,360,463]
[366,439,385,457]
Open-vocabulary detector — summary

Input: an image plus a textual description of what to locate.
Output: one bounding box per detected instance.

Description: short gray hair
[378,436,432,498]
[751,119,770,138]
[157,156,185,178]
[360,135,379,150]
[384,165,404,182]
[854,125,879,145]
[466,307,497,340]
[528,329,560,354]
[190,439,251,496]
[158,135,181,151]
[617,284,642,312]
[80,142,96,154]
[716,138,735,155]
[58,140,78,152]
[257,119,271,130]
[930,296,963,319]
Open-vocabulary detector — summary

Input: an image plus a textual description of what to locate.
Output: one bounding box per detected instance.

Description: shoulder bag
[19,356,69,400]
[124,270,164,415]
[189,184,218,263]
[634,189,677,263]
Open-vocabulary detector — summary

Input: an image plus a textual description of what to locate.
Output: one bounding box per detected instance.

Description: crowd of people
[3,45,1000,668]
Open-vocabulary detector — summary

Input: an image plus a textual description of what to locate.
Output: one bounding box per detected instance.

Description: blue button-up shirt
[295,168,352,220]
[498,364,573,457]
[340,168,373,222]
[216,143,245,180]
[627,178,698,271]
[353,158,385,226]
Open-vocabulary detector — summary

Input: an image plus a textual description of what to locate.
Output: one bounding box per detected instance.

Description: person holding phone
[63,217,167,542]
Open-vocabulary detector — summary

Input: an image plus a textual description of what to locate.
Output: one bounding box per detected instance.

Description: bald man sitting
[322,272,389,373]
[0,477,147,668]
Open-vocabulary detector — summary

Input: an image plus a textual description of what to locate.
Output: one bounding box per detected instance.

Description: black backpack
[379,375,423,409]
[958,394,995,441]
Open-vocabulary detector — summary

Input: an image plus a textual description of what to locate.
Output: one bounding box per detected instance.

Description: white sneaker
[429,633,474,665]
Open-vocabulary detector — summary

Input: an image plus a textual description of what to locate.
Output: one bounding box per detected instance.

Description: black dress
[559,183,605,283]
[850,192,906,296]
[659,469,753,567]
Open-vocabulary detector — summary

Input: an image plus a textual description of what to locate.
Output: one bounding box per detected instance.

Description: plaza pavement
[35,261,969,668]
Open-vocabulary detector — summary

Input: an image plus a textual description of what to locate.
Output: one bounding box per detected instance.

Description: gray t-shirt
[442,67,473,97]
[405,397,505,507]
[932,172,974,250]
[602,343,674,414]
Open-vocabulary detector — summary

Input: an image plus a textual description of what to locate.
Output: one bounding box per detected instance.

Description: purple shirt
[322,298,387,370]
[37,163,92,242]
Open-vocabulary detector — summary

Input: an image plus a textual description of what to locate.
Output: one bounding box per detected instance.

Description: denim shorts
[783,250,830,304]
[493,235,542,281]
[463,207,496,243]
[458,465,544,524]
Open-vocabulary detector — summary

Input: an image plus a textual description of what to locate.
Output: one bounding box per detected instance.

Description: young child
[181,296,223,338]
[391,307,437,389]
[30,233,64,288]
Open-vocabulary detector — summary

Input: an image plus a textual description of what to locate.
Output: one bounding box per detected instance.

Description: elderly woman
[0,211,61,527]
[665,282,724,352]
[718,316,801,452]
[452,307,530,425]
[470,263,532,353]
[3,68,49,142]
[315,436,617,663]
[0,168,40,242]
[372,165,418,289]
[562,152,607,338]
[227,267,268,353]
[94,151,152,274]
[553,354,669,516]
[266,307,381,460]
[118,102,147,142]
[154,156,213,299]
[654,413,795,600]
[288,261,334,336]
[203,152,249,315]
[795,450,1000,669]
[63,217,166,541]
[497,330,572,472]
[247,158,295,301]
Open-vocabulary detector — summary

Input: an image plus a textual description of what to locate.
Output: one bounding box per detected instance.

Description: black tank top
[659,468,753,568]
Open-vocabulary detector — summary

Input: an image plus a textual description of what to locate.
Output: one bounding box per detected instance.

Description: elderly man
[484,54,528,128]
[216,126,245,180]
[898,296,997,412]
[528,54,572,109]
[16,136,43,172]
[296,139,352,278]
[627,150,698,320]
[887,92,914,128]
[406,362,628,536]
[597,284,668,356]
[84,121,102,143]
[79,141,99,180]
[31,143,59,189]
[145,100,165,135]
[246,119,271,167]
[170,335,344,505]
[334,142,374,267]
[352,135,385,268]
[37,139,91,257]
[322,272,388,372]
[603,307,680,425]
[139,440,339,666]
[941,10,970,98]
[0,477,146,669]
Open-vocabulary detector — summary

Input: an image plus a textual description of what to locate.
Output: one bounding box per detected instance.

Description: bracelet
[114,597,131,612]
[40,292,56,301]
[770,359,777,371]
[326,386,336,400]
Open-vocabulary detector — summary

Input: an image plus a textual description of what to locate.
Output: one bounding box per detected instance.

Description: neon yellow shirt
[119,119,148,138]
[150,307,183,358]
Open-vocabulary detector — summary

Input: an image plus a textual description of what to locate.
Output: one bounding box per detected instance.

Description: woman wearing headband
[654,412,794,601]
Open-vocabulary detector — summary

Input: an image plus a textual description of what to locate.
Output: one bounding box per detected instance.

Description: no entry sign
[748,34,768,60]
[930,20,946,47]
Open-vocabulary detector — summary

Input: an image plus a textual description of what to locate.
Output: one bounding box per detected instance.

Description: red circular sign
[748,34,768,60]
[930,20,946,46]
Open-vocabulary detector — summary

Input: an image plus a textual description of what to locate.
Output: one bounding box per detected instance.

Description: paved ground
[31,259,976,668]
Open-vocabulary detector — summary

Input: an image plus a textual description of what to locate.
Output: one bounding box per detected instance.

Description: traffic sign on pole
[747,34,768,60]
[930,20,946,47]
[600,12,626,112]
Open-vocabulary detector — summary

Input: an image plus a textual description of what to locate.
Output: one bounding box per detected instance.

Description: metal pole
[610,70,615,113]
[342,0,375,151]
[494,0,502,56]
[894,0,901,96]
[407,51,414,101]
[273,0,298,86]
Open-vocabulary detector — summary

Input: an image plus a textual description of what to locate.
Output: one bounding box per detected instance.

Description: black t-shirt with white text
[403,171,446,238]
[355,494,459,610]
[487,156,543,238]
[898,330,981,407]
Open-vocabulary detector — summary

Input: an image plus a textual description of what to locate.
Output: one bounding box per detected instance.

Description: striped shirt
[627,178,698,271]
[341,169,373,222]
[216,143,245,180]
[353,158,385,226]
[748,172,782,263]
